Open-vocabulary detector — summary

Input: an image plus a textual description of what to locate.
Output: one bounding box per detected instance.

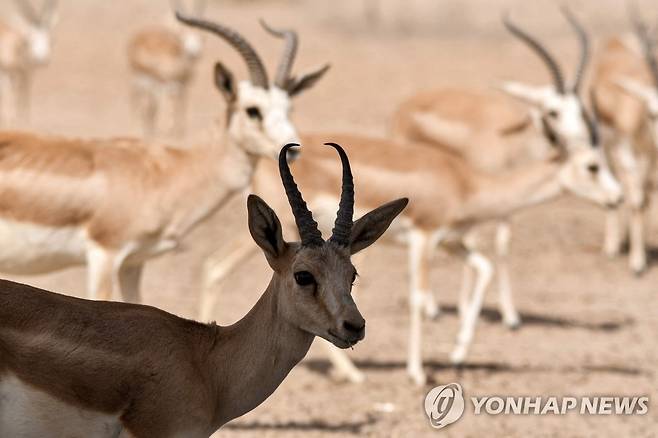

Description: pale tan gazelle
[0,0,58,125]
[204,127,622,386]
[127,1,207,138]
[592,10,658,275]
[0,144,407,437]
[0,13,327,304]
[391,8,604,328]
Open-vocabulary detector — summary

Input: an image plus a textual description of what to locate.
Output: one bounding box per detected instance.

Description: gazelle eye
[294,271,316,286]
[587,163,599,175]
[246,106,262,121]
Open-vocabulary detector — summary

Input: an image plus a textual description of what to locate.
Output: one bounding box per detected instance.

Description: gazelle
[592,11,658,275]
[391,8,602,328]
[127,1,208,138]
[0,144,408,437]
[204,125,622,386]
[0,0,57,125]
[0,13,327,304]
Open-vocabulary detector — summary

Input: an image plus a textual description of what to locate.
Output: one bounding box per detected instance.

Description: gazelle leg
[406,229,434,386]
[458,229,479,319]
[458,263,473,320]
[603,207,623,257]
[628,206,646,275]
[422,285,440,320]
[15,73,31,125]
[450,245,493,365]
[86,245,117,301]
[132,79,157,139]
[168,83,187,138]
[0,74,5,127]
[118,263,145,304]
[495,221,519,328]
[199,234,258,321]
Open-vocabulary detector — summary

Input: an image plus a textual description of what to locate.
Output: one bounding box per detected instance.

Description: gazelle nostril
[343,320,365,333]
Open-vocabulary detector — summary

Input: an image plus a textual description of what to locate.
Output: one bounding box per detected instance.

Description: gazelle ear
[247,195,288,263]
[497,81,550,107]
[287,64,330,97]
[214,62,237,103]
[349,198,408,255]
[614,77,655,103]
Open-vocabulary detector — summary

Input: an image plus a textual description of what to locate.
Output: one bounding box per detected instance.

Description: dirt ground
[3,0,658,436]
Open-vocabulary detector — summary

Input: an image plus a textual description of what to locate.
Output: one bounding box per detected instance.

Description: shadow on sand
[225,415,376,433]
[303,358,651,380]
[437,304,634,332]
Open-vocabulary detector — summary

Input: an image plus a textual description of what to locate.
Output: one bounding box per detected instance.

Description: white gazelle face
[501,83,592,149]
[559,147,623,208]
[229,82,299,160]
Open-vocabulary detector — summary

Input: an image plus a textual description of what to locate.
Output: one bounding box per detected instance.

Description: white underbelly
[0,219,87,274]
[0,374,123,438]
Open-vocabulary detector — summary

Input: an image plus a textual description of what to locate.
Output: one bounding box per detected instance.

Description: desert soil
[2,0,657,436]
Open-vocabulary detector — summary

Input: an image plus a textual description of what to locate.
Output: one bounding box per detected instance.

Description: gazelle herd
[0,1,657,435]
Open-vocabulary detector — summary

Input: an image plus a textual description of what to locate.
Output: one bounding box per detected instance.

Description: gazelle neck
[466,159,563,221]
[214,135,260,193]
[163,135,260,239]
[208,276,313,429]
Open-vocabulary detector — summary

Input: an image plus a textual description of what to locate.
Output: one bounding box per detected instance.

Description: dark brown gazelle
[0,143,407,436]
[273,142,408,347]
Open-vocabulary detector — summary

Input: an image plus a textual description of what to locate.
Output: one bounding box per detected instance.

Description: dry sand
[2,0,657,436]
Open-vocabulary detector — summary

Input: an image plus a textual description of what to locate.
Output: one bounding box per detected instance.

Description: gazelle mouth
[327,329,357,349]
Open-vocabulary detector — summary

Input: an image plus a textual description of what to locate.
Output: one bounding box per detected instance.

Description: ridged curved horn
[561,6,590,93]
[586,90,601,147]
[325,143,354,247]
[260,19,298,89]
[279,144,323,247]
[503,13,566,94]
[176,12,269,89]
[630,4,658,88]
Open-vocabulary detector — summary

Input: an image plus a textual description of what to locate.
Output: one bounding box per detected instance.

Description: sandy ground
[2,0,657,436]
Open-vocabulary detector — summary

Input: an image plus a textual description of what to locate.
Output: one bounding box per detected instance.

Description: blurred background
[1,0,657,436]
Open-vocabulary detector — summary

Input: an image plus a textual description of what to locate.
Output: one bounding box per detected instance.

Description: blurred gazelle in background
[393,8,605,330]
[127,0,207,138]
[592,6,658,275]
[0,0,58,125]
[0,13,325,305]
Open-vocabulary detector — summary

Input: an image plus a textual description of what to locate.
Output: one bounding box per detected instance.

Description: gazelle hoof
[424,304,441,320]
[407,368,427,386]
[503,314,521,330]
[330,368,366,384]
[450,345,467,365]
[630,259,647,277]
